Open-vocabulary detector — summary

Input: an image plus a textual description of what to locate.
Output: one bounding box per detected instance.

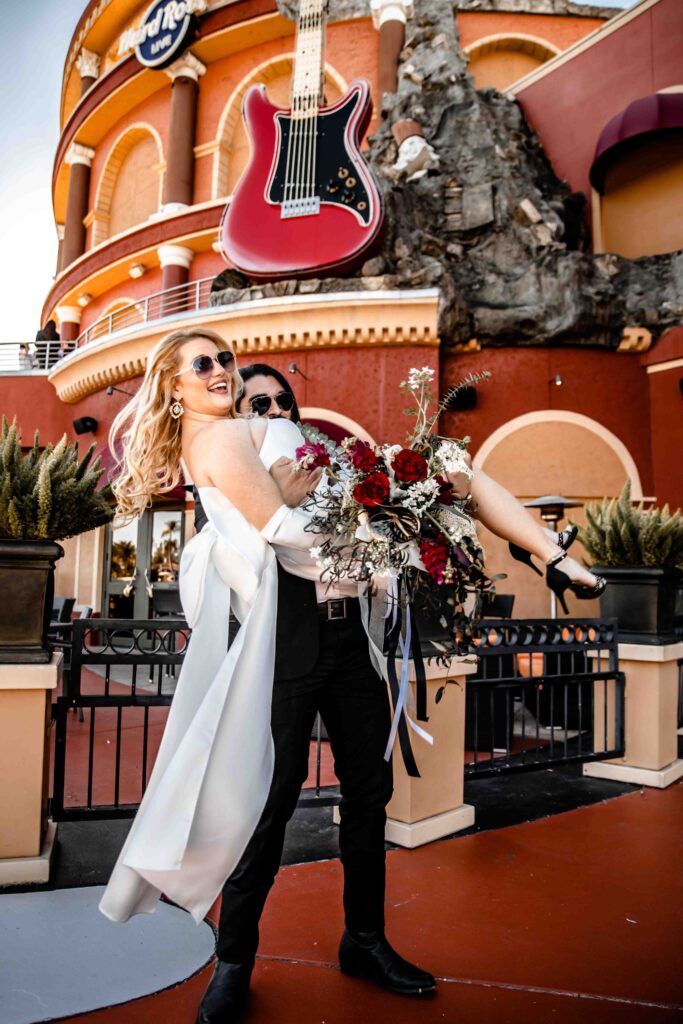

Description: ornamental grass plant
[578,479,683,569]
[0,416,113,541]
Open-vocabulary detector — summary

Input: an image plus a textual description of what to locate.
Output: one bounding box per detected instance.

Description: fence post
[333,656,478,847]
[0,655,61,883]
[584,640,683,788]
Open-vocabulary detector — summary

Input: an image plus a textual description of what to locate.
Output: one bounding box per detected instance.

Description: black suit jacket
[193,487,319,680]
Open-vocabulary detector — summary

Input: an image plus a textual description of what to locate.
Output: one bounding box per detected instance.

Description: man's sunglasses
[250,392,295,417]
[174,351,236,379]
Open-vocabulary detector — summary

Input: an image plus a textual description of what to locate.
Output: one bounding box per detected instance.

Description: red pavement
[60,782,683,1024]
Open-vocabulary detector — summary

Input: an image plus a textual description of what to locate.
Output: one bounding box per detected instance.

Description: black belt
[317,597,361,622]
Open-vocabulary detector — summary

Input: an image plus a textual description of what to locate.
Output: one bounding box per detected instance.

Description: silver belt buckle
[327,599,347,621]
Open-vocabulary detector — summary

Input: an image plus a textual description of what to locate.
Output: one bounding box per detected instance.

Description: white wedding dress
[99,419,318,925]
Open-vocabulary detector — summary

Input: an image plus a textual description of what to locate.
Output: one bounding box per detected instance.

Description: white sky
[0,0,635,345]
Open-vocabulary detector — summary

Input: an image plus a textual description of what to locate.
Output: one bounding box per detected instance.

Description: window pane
[150,512,182,583]
[109,520,137,580]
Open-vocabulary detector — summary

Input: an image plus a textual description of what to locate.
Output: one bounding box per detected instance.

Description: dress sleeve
[260,504,319,550]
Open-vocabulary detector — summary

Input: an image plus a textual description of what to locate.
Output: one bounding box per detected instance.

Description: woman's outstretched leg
[468,468,599,589]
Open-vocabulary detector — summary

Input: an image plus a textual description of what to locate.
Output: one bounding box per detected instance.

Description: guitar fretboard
[290,0,327,117]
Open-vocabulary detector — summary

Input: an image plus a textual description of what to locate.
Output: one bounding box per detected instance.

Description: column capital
[56,304,82,326]
[75,48,101,81]
[165,52,207,83]
[371,0,413,29]
[157,244,194,270]
[65,142,96,168]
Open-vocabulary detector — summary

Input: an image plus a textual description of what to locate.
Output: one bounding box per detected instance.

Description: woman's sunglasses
[174,351,236,380]
[250,392,295,417]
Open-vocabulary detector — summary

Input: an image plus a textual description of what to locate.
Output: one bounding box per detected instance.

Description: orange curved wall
[457,11,607,53]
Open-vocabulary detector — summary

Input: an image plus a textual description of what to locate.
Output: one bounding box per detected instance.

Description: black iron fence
[51,616,627,819]
[51,619,188,821]
[464,618,625,777]
[50,617,334,821]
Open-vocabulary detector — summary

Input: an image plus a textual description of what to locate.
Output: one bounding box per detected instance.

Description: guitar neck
[291,0,328,114]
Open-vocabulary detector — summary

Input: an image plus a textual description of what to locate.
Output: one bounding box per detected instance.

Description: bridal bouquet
[294,367,493,658]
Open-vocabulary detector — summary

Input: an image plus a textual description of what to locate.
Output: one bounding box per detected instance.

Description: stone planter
[594,566,683,645]
[0,540,64,664]
[0,654,61,883]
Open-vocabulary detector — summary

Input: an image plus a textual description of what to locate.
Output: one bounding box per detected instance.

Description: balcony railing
[77,276,215,347]
[0,339,77,374]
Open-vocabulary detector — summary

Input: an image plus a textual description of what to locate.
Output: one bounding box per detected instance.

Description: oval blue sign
[121,0,207,70]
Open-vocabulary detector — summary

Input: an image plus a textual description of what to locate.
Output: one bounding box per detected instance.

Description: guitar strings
[284,0,324,211]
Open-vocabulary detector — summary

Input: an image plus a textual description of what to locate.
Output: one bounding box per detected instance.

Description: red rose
[392,448,429,483]
[419,536,450,584]
[349,440,379,473]
[353,472,391,507]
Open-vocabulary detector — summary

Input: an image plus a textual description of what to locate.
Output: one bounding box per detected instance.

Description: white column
[56,304,82,344]
[75,48,101,94]
[157,245,194,270]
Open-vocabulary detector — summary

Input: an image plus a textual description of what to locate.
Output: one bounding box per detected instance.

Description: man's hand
[270,457,322,507]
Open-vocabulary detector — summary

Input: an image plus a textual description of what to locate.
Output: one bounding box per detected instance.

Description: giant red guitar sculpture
[221,0,384,281]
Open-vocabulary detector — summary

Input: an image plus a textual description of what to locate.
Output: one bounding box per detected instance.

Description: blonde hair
[109,327,241,520]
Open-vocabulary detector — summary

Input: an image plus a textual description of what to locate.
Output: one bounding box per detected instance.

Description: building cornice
[48,289,441,402]
[42,201,225,324]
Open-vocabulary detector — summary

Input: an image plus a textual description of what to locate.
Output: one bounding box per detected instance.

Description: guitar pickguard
[268,97,373,226]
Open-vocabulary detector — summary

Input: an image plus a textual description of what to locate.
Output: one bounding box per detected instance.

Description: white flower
[404,366,435,390]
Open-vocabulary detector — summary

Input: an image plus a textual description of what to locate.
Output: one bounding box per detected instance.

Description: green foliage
[0,417,114,541]
[577,479,683,569]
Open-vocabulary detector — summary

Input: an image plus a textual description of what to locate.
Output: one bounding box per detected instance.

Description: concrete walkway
[7,781,680,1023]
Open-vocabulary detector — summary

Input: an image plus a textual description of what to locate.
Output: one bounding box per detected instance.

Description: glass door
[104,507,185,619]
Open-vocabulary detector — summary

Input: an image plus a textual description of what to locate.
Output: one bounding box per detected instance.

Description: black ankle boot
[196,959,254,1024]
[338,929,436,996]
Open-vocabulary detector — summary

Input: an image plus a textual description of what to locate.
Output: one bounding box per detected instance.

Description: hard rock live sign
[3,0,682,621]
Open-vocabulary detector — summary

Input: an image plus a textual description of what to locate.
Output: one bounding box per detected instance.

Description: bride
[99,327,323,925]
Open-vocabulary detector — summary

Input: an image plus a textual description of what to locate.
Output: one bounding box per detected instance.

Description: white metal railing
[0,339,77,374]
[77,276,215,347]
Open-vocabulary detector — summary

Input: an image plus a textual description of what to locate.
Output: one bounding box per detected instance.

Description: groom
[193,485,436,1022]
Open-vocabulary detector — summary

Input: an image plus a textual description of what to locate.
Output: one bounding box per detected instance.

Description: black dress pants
[216,613,393,963]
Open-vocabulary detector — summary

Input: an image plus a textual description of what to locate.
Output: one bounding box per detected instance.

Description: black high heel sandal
[508,526,578,577]
[545,552,607,615]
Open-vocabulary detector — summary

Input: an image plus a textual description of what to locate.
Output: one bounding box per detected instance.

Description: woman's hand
[446,452,474,499]
[270,457,322,507]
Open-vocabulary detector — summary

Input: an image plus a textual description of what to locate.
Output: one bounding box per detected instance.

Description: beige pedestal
[0,654,61,884]
[385,656,478,846]
[584,642,683,789]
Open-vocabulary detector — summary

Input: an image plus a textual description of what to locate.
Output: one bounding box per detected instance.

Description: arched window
[91,125,164,246]
[212,56,347,199]
[88,297,146,343]
[473,410,643,617]
[464,35,559,92]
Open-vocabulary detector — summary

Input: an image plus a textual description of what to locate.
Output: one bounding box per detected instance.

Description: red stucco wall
[515,0,683,205]
[440,346,655,499]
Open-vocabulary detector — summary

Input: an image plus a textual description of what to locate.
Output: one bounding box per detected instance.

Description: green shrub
[0,417,113,541]
[577,479,683,569]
